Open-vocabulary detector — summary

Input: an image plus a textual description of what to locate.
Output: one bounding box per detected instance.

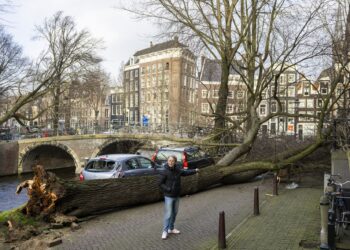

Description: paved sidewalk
[53,179,272,250]
[214,183,323,250]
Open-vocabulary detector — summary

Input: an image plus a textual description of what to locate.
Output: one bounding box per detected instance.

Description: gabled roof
[200,58,242,82]
[133,38,187,57]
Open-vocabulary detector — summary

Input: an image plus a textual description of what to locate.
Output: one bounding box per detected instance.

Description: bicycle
[326,174,350,245]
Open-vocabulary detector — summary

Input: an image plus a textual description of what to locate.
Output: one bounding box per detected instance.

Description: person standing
[159,155,199,240]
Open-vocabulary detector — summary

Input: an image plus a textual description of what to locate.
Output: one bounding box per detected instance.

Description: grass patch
[0,205,37,226]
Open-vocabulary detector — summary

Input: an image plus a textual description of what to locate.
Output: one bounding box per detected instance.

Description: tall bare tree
[81,67,110,131]
[0,27,52,126]
[35,11,102,134]
[124,0,328,164]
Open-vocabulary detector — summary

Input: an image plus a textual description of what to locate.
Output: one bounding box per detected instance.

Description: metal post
[328,207,336,250]
[273,173,278,196]
[332,120,337,150]
[218,211,226,249]
[254,187,260,215]
[320,195,330,249]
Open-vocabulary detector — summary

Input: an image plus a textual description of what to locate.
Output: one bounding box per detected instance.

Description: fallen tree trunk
[17,165,231,218]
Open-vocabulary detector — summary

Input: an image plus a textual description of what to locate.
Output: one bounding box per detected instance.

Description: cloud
[3,0,158,80]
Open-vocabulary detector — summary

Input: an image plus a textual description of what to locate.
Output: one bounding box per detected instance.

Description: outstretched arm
[181,168,199,176]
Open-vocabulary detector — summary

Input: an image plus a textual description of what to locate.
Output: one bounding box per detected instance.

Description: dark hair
[168,155,177,162]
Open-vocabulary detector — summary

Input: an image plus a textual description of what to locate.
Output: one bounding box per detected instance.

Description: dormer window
[303,85,310,96]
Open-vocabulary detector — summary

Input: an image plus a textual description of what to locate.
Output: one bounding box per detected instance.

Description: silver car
[80,154,162,181]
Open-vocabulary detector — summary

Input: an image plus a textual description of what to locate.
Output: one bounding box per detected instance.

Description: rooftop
[133,37,187,57]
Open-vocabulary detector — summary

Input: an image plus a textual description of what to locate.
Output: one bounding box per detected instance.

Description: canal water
[0,167,76,212]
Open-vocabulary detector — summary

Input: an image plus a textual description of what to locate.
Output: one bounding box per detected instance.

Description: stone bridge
[0,134,193,176]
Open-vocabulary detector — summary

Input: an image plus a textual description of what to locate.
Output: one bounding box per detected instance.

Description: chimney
[150,41,153,47]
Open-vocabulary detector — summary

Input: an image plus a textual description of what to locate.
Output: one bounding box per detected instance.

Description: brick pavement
[53,179,272,250]
[213,183,323,250]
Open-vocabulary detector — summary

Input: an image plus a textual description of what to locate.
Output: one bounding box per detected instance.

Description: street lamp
[294,99,300,140]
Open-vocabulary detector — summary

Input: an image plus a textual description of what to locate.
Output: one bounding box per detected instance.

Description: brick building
[124,37,197,131]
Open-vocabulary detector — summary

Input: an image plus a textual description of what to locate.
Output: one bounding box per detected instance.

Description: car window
[186,150,200,161]
[156,150,182,163]
[86,160,116,172]
[138,157,153,169]
[126,158,139,170]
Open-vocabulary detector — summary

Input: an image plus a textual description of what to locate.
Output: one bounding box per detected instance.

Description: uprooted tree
[13,1,350,219]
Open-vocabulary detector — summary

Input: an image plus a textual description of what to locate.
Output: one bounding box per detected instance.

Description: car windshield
[85,160,116,172]
[157,151,183,163]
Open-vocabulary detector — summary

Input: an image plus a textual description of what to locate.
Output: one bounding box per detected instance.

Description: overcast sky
[3,0,158,82]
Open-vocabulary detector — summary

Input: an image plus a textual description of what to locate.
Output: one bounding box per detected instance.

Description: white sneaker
[162,231,168,240]
[168,229,180,234]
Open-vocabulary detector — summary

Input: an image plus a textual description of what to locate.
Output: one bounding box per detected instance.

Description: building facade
[124,37,197,131]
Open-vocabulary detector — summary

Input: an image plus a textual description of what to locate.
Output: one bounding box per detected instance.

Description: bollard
[320,195,330,250]
[218,211,226,249]
[328,207,336,250]
[273,173,278,196]
[254,187,260,216]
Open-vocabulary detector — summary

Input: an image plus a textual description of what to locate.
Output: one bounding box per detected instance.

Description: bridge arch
[91,138,147,157]
[18,142,81,174]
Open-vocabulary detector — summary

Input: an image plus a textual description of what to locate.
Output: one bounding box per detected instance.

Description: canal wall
[0,141,18,176]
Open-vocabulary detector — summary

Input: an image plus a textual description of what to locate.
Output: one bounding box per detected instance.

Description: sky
[3,0,158,83]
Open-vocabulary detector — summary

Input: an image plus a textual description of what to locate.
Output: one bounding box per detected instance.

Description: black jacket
[159,164,197,197]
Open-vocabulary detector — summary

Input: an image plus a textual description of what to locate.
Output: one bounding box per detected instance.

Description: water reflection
[0,167,76,211]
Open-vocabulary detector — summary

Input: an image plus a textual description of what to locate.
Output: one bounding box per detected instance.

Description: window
[228,91,234,99]
[288,74,295,83]
[117,105,122,115]
[237,91,244,99]
[130,94,134,107]
[212,90,219,98]
[318,99,323,107]
[337,87,343,96]
[112,105,116,115]
[202,103,209,113]
[271,102,277,113]
[303,85,310,96]
[307,99,314,108]
[165,62,169,70]
[86,160,115,172]
[288,87,295,97]
[260,104,266,115]
[135,81,139,91]
[135,94,139,107]
[152,64,156,73]
[202,89,208,98]
[112,94,116,103]
[158,63,163,71]
[105,109,109,118]
[226,104,233,113]
[125,71,129,79]
[126,159,139,170]
[321,88,328,94]
[130,70,134,80]
[117,93,123,102]
[141,67,146,75]
[139,157,153,169]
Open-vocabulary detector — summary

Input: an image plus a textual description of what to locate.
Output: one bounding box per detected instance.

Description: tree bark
[16,164,256,218]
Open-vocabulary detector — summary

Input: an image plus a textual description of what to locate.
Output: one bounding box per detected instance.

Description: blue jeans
[163,196,179,232]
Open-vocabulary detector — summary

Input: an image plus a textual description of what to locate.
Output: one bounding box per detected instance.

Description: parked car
[151,146,215,169]
[80,154,163,181]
